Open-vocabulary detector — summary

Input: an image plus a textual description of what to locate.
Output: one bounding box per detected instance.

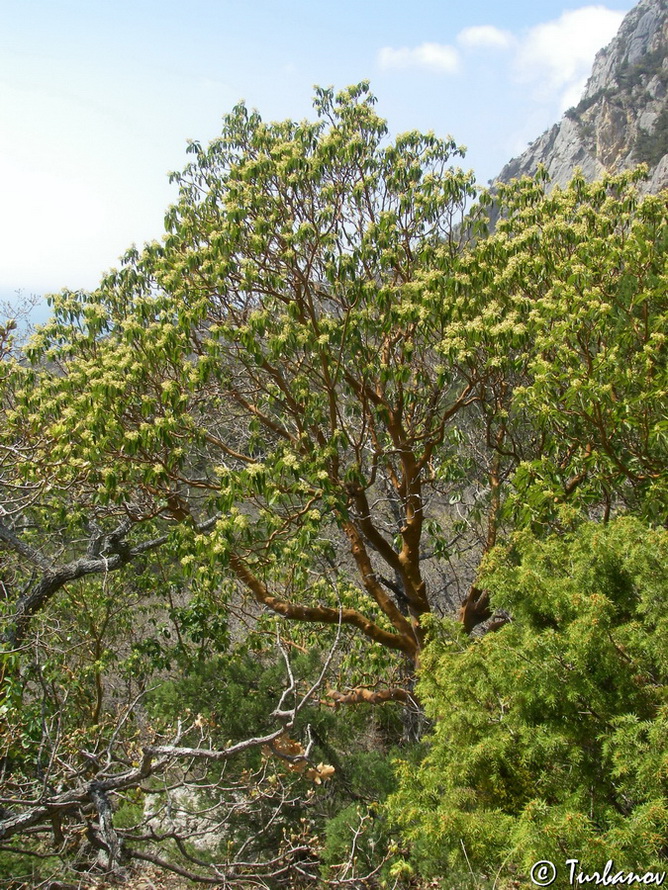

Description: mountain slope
[497,0,668,192]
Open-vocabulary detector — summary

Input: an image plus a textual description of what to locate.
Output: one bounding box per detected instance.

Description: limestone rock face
[496,0,668,193]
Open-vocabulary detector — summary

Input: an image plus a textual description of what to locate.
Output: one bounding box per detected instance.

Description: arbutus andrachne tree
[10,83,495,705]
[0,86,495,881]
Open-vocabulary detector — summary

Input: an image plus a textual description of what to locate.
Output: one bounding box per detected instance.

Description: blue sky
[0,0,635,306]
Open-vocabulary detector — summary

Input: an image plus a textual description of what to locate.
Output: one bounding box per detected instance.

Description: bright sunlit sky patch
[0,0,633,306]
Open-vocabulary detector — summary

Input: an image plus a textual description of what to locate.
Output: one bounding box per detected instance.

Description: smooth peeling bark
[228,553,418,656]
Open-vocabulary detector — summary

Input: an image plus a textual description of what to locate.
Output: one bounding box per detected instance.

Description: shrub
[387,518,668,883]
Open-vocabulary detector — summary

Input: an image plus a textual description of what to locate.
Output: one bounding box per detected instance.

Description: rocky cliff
[497,0,668,192]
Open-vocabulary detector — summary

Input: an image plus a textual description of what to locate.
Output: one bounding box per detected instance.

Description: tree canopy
[11,83,489,690]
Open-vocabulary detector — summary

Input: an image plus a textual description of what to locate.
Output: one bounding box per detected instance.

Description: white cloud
[377,5,623,97]
[457,25,513,50]
[377,42,460,74]
[514,6,625,111]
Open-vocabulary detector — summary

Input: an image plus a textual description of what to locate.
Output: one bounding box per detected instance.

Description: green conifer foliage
[388,518,668,881]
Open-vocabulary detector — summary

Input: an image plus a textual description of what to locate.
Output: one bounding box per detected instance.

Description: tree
[387,518,668,882]
[0,82,485,885]
[12,83,489,701]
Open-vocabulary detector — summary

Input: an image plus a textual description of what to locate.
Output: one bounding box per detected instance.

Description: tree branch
[229,553,416,655]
